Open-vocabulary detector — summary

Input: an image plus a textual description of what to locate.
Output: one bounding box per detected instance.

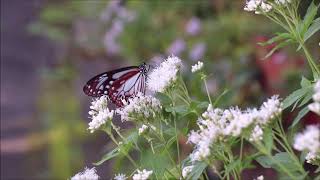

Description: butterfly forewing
[83,65,147,107]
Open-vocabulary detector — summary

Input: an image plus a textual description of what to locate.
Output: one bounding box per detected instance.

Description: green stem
[203,77,213,105]
[107,131,139,168]
[111,122,126,141]
[301,44,320,80]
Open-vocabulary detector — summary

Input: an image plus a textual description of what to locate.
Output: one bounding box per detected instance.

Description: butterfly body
[83,63,149,107]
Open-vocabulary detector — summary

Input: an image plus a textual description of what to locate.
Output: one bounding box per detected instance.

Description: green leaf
[300,2,319,37]
[297,17,320,50]
[273,152,300,171]
[299,151,307,164]
[224,159,241,176]
[165,105,188,115]
[298,90,313,108]
[300,76,311,87]
[256,155,273,168]
[290,106,309,128]
[258,33,291,46]
[156,92,171,106]
[213,89,229,107]
[187,161,207,180]
[263,39,293,59]
[93,147,120,165]
[263,127,273,153]
[196,101,209,109]
[282,87,312,110]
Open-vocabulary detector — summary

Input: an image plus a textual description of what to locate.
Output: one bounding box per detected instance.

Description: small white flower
[254,175,264,180]
[114,173,127,180]
[275,0,291,5]
[191,61,204,73]
[244,0,272,14]
[88,96,114,133]
[71,167,99,180]
[88,109,114,133]
[258,95,282,124]
[305,152,320,164]
[182,165,194,178]
[147,56,182,93]
[249,125,264,142]
[309,80,320,115]
[308,102,320,115]
[294,125,320,154]
[138,124,149,135]
[132,169,153,180]
[116,93,162,122]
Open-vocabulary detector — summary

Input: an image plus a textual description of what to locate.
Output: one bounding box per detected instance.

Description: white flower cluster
[294,125,320,154]
[132,169,153,180]
[191,61,204,73]
[244,0,292,14]
[117,93,162,122]
[188,96,282,162]
[71,167,99,180]
[244,0,272,14]
[305,152,320,164]
[294,125,320,165]
[308,80,320,115]
[147,56,182,93]
[182,165,194,178]
[138,124,156,136]
[275,0,291,5]
[249,125,264,142]
[114,173,127,180]
[254,175,264,180]
[88,96,114,133]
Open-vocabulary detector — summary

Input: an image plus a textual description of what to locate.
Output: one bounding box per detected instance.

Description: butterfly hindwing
[83,64,147,107]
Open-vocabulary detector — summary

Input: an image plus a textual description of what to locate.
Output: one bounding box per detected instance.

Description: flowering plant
[71,1,319,180]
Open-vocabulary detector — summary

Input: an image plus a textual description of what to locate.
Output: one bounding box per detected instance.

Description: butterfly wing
[83,65,147,106]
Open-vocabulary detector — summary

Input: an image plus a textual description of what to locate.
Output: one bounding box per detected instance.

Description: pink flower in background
[189,42,206,61]
[167,38,186,56]
[100,0,121,22]
[103,20,124,54]
[185,17,201,36]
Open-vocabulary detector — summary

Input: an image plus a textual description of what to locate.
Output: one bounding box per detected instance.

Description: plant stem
[107,131,139,168]
[203,77,213,105]
[301,43,320,80]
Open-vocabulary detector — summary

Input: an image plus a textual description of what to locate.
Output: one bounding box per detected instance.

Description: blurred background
[1,0,319,179]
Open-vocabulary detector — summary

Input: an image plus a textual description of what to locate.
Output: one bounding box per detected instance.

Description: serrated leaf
[156,92,171,106]
[186,161,207,180]
[258,33,291,46]
[256,155,272,168]
[93,147,120,165]
[213,89,229,107]
[290,106,309,128]
[282,87,312,110]
[300,76,311,87]
[263,39,293,59]
[298,90,313,108]
[165,105,188,114]
[273,152,301,171]
[301,2,319,36]
[297,17,320,50]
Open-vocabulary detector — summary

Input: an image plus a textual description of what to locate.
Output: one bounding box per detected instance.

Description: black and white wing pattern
[83,63,148,107]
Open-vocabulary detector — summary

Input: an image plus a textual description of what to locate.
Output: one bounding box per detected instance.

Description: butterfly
[83,63,149,107]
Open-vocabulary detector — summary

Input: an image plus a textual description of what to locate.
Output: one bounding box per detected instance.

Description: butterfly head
[139,62,150,74]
